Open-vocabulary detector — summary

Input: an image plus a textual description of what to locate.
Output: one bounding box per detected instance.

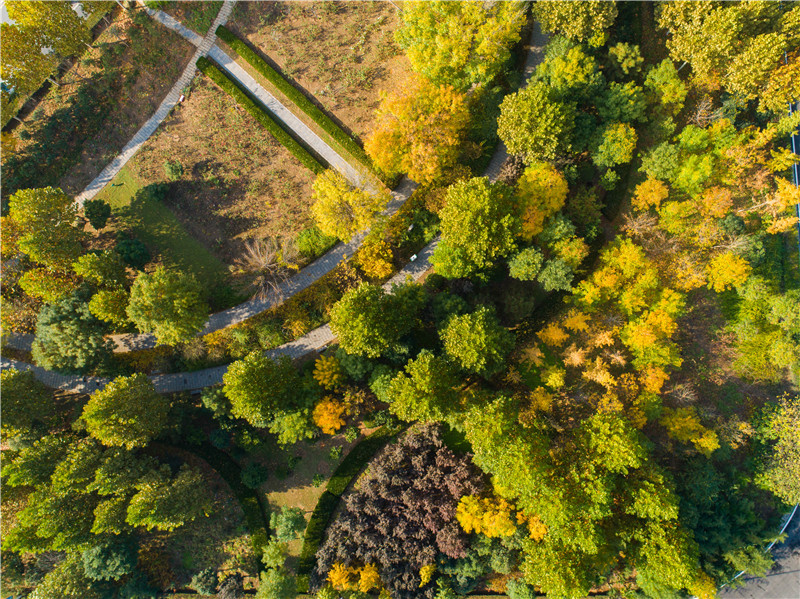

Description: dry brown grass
[227,0,411,141]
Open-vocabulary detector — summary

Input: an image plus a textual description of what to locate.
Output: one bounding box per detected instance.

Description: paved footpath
[75,0,236,205]
[0,22,547,394]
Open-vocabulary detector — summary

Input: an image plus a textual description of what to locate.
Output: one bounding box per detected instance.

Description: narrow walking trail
[1,23,548,395]
[75,0,237,205]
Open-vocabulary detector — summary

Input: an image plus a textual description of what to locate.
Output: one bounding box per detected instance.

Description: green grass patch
[215,25,376,178]
[95,166,228,288]
[180,1,223,35]
[196,56,325,175]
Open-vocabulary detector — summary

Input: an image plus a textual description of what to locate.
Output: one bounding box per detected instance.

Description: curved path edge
[0,23,548,395]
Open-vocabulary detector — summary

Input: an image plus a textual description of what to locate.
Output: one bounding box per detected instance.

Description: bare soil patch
[126,75,317,265]
[227,0,411,141]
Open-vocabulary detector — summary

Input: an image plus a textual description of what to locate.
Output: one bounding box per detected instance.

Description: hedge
[196,56,325,175]
[296,425,402,580]
[215,25,374,176]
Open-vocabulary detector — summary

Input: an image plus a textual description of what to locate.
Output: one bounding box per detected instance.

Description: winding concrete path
[0,22,548,394]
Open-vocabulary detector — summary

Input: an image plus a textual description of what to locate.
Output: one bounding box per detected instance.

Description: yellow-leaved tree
[455,494,517,538]
[515,161,569,240]
[364,74,470,185]
[311,170,389,242]
[313,355,344,390]
[312,397,347,435]
[706,252,751,292]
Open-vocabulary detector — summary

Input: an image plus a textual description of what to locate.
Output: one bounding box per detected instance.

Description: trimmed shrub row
[196,56,325,175]
[215,25,374,175]
[296,426,402,578]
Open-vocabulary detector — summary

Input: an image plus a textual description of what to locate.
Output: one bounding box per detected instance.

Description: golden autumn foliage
[517,512,548,541]
[706,252,751,292]
[357,238,395,280]
[562,308,590,333]
[456,495,517,537]
[419,564,436,588]
[364,74,470,185]
[640,366,669,394]
[661,406,720,457]
[311,170,390,242]
[358,564,382,593]
[699,186,733,218]
[313,355,344,390]
[515,160,569,240]
[328,562,355,590]
[312,397,347,435]
[633,177,669,211]
[538,323,569,347]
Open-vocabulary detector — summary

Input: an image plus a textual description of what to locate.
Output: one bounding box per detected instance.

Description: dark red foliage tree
[312,424,485,598]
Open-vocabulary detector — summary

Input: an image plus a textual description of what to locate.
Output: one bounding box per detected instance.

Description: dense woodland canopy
[2,1,800,599]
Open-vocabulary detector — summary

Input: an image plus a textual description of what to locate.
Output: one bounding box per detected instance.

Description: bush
[312,473,325,487]
[270,505,307,541]
[82,539,137,581]
[115,238,151,269]
[215,25,374,175]
[84,199,112,230]
[296,226,338,260]
[163,160,183,181]
[190,568,218,595]
[240,461,270,489]
[197,56,324,174]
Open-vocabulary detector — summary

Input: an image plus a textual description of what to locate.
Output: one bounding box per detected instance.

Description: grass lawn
[164,1,224,36]
[95,166,228,290]
[227,1,411,142]
[126,75,317,266]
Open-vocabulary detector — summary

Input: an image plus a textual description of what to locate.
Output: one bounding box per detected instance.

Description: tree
[591,122,638,169]
[706,252,751,292]
[395,0,527,91]
[532,0,618,46]
[8,187,85,271]
[312,397,347,434]
[431,177,520,279]
[31,291,112,374]
[0,22,58,105]
[644,59,688,113]
[82,374,169,449]
[311,170,390,242]
[126,267,208,345]
[0,368,54,441]
[313,425,485,599]
[508,247,545,281]
[385,350,460,422]
[455,495,517,538]
[515,161,568,240]
[88,288,130,327]
[82,538,137,581]
[313,354,344,390]
[598,81,648,124]
[609,42,644,77]
[18,267,76,303]
[28,553,107,599]
[83,199,112,230]
[440,307,514,377]
[256,568,296,599]
[6,1,90,60]
[329,282,424,358]
[222,352,301,428]
[73,251,128,288]
[365,74,470,184]
[755,394,800,505]
[270,506,307,542]
[126,465,211,531]
[497,82,576,163]
[115,238,151,269]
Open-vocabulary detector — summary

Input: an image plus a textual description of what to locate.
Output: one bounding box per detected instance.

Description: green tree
[329,282,424,358]
[431,177,520,279]
[222,352,301,428]
[440,307,514,377]
[28,554,107,599]
[537,258,574,292]
[73,251,128,288]
[755,394,800,505]
[83,199,112,230]
[644,59,688,113]
[31,291,112,374]
[609,42,644,77]
[270,506,307,542]
[269,409,316,446]
[532,0,618,46]
[508,247,545,281]
[125,465,211,531]
[592,122,638,169]
[385,350,460,422]
[126,267,208,345]
[88,288,130,328]
[311,169,390,242]
[598,81,648,123]
[0,22,58,106]
[82,538,137,581]
[82,374,169,449]
[255,568,296,599]
[8,187,85,271]
[498,81,576,163]
[0,368,54,441]
[395,0,527,91]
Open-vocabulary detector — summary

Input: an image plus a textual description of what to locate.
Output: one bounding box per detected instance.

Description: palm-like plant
[231,237,298,302]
